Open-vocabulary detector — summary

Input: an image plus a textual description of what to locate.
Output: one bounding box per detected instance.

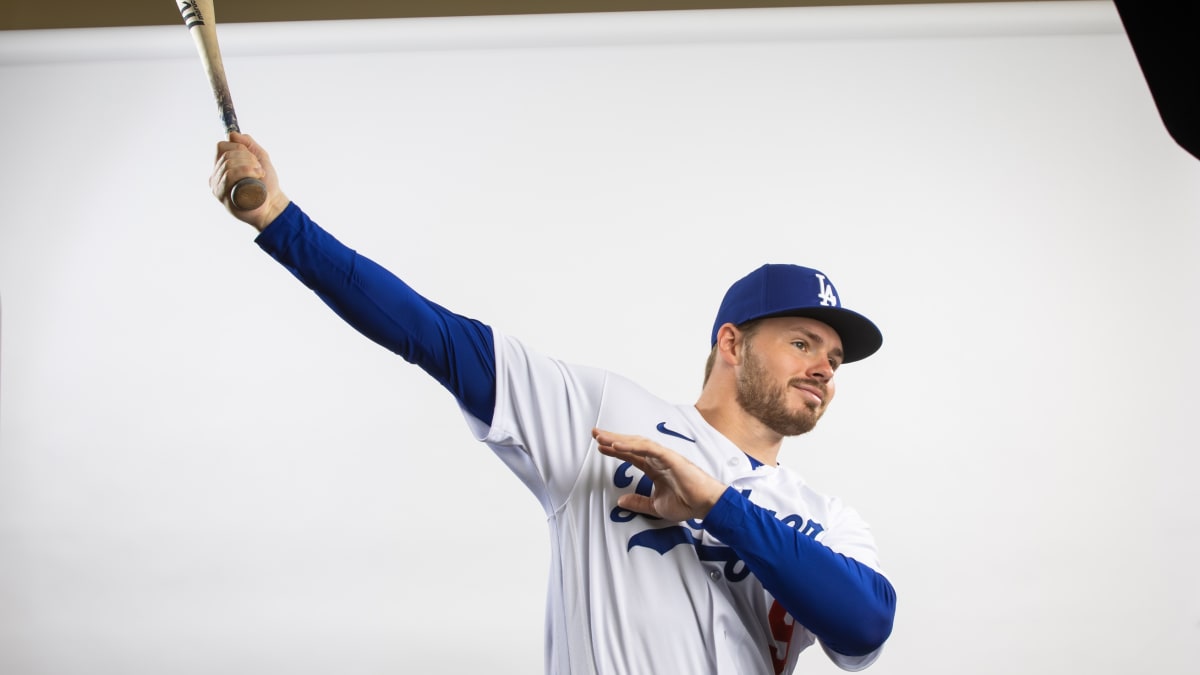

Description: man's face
[735,316,842,437]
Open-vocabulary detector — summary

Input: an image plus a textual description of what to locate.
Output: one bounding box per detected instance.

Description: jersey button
[709,569,721,581]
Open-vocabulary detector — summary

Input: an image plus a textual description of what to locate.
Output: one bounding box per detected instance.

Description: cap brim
[760,306,882,363]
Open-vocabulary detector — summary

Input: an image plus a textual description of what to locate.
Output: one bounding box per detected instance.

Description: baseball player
[210,132,896,674]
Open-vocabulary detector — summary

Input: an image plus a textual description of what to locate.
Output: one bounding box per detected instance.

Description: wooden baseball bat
[176,0,267,211]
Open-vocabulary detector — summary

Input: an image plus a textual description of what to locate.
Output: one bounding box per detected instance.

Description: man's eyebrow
[796,326,844,361]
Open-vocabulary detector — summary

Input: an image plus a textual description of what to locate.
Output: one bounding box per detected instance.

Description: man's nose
[807,356,833,380]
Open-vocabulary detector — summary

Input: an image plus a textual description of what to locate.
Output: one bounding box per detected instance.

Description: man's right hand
[211,132,290,232]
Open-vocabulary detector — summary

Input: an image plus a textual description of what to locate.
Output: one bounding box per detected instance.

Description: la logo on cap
[815,273,838,307]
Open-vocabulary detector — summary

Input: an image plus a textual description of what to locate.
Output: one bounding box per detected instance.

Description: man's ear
[715,323,744,366]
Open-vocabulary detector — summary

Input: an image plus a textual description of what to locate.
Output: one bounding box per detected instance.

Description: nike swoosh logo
[656,422,695,443]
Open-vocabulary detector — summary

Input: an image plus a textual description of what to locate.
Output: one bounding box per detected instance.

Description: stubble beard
[735,346,824,437]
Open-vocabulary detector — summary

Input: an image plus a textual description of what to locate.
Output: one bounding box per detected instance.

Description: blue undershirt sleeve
[702,487,896,658]
[253,202,497,425]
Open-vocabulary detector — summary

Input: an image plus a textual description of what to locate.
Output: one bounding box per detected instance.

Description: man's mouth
[792,383,825,406]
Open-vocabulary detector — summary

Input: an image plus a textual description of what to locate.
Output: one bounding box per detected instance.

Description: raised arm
[210,134,498,424]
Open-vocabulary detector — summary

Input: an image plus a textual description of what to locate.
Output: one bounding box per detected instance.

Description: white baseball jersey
[461,330,885,675]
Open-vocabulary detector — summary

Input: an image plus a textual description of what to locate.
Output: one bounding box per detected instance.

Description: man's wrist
[253,194,291,232]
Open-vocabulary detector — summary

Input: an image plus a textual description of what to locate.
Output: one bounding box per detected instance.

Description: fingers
[594,427,728,520]
[228,130,256,151]
[615,493,660,519]
[593,428,693,491]
[228,131,274,167]
[593,428,662,461]
[212,137,266,191]
[593,429,668,478]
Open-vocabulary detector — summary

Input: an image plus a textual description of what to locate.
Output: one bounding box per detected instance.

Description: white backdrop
[2,2,1198,674]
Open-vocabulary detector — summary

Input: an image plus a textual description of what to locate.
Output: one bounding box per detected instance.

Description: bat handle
[222,115,264,210]
[229,176,267,211]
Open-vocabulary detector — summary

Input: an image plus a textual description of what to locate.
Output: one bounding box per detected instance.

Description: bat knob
[229,177,267,211]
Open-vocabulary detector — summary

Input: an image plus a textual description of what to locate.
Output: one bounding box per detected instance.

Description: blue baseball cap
[711,264,882,363]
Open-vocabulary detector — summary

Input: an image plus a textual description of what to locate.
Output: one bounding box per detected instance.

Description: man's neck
[693,394,784,467]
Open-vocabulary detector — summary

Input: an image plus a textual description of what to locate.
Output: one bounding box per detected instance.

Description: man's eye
[793,341,808,351]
